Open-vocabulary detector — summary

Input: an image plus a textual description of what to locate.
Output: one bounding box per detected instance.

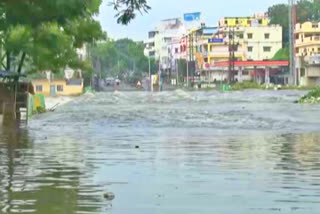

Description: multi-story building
[144,13,284,85]
[144,31,158,58]
[197,13,283,83]
[144,18,186,73]
[218,13,282,62]
[295,22,320,57]
[219,13,269,28]
[295,22,320,86]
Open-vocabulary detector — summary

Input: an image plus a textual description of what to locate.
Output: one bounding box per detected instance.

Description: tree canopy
[0,0,151,76]
[91,38,156,83]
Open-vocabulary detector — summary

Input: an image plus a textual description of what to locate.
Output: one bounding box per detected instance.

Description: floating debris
[103,192,115,201]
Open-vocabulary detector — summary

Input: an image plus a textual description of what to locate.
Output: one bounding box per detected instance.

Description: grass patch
[232,81,264,90]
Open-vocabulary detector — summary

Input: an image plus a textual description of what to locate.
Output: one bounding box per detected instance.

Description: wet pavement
[1,90,320,214]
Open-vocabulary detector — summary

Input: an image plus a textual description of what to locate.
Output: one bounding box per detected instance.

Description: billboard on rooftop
[184,12,201,22]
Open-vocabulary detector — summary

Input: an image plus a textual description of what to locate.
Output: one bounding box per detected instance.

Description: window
[264,33,270,39]
[225,20,228,25]
[175,48,179,53]
[312,23,318,28]
[243,70,249,75]
[36,85,43,92]
[258,19,262,24]
[247,47,253,52]
[57,85,64,92]
[263,47,271,52]
[300,68,305,77]
[247,33,253,39]
[239,34,244,39]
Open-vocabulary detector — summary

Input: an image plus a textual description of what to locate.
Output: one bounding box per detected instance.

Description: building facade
[295,22,320,86]
[32,79,84,96]
[144,12,284,85]
[144,18,186,73]
[144,31,158,58]
[197,13,283,83]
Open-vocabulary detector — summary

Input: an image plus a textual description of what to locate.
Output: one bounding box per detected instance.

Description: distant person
[136,81,142,88]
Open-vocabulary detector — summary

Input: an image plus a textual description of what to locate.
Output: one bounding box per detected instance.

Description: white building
[64,45,88,79]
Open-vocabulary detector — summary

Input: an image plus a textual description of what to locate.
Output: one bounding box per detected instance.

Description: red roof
[214,60,289,67]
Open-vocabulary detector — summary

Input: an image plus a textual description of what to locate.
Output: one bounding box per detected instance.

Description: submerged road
[1,90,320,214]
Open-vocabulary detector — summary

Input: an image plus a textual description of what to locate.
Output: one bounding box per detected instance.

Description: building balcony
[296,37,320,48]
[208,51,244,59]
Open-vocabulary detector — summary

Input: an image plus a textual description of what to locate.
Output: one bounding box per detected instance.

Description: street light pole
[187,59,189,87]
[148,57,151,91]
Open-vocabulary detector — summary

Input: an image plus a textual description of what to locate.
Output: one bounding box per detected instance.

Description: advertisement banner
[184,12,201,22]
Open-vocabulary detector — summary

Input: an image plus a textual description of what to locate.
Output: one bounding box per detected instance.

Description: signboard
[208,38,224,43]
[184,12,201,22]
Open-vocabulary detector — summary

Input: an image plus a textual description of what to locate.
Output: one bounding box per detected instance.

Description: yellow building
[32,79,84,96]
[295,22,320,57]
[295,22,320,86]
[219,15,269,28]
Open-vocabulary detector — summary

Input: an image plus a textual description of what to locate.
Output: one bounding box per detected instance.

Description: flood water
[1,90,320,214]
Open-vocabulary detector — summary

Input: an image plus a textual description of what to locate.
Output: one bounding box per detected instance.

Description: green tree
[0,0,151,77]
[91,38,156,84]
[268,4,289,45]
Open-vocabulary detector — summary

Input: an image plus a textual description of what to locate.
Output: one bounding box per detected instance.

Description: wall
[245,26,282,60]
[32,79,84,96]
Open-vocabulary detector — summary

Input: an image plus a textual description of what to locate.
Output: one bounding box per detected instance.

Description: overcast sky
[97,0,288,41]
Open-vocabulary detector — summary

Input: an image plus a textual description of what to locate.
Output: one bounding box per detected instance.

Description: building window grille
[247,47,253,52]
[36,85,43,92]
[263,47,271,52]
[57,85,64,92]
[264,33,270,39]
[248,33,253,39]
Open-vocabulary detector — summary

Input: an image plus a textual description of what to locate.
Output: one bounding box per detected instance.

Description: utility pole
[176,59,179,86]
[289,0,297,85]
[148,57,151,91]
[228,27,235,83]
[187,58,189,87]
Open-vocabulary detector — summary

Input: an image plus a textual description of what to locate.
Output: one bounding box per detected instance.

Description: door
[50,85,56,96]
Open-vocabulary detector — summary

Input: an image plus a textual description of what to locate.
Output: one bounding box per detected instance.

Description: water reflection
[0,90,320,214]
[0,125,110,214]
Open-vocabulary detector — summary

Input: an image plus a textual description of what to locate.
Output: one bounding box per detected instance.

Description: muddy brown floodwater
[1,90,320,214]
